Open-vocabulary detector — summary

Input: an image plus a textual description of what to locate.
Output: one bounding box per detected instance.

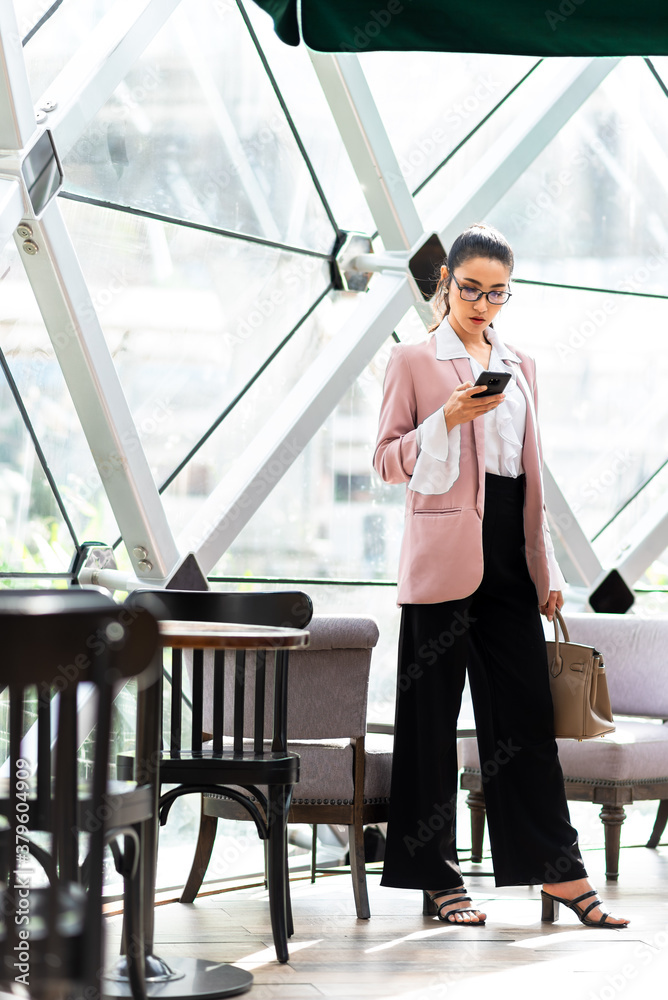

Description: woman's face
[443,256,511,340]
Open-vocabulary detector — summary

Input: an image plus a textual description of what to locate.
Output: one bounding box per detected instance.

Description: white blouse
[411,317,565,591]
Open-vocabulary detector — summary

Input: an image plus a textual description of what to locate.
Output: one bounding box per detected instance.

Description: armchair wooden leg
[348,822,370,920]
[647,800,668,849]
[466,786,486,863]
[180,804,218,904]
[600,803,625,881]
[311,824,318,883]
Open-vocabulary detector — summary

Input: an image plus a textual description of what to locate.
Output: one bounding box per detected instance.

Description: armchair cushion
[459,719,668,785]
[202,732,393,807]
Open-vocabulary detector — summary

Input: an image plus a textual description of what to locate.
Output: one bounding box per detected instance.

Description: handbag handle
[553,608,570,646]
[549,609,570,678]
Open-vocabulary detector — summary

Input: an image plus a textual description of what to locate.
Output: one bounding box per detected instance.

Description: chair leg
[180,806,218,904]
[285,846,294,938]
[267,785,290,964]
[121,828,147,1000]
[466,787,486,863]
[348,822,370,920]
[647,800,668,849]
[600,803,625,881]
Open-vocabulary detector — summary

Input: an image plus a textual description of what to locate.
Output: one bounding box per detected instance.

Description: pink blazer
[373,334,552,606]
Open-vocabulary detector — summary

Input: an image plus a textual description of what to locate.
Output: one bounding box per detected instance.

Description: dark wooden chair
[182,614,390,920]
[0,589,159,1000]
[120,589,312,964]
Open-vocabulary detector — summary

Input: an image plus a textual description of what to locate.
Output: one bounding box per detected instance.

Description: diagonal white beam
[36,0,183,160]
[17,199,181,582]
[614,492,668,588]
[436,58,621,247]
[309,52,425,252]
[181,273,414,574]
[543,465,604,588]
[0,2,36,150]
[0,178,24,249]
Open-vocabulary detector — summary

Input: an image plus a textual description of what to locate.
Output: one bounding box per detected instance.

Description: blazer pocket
[413,507,462,516]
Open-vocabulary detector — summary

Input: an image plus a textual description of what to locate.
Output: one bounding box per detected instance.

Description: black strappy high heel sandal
[423,886,486,924]
[541,889,629,928]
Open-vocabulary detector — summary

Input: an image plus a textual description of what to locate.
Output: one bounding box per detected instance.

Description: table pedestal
[103,954,252,999]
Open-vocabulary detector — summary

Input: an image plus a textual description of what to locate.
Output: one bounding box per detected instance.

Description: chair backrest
[286,615,379,739]
[126,589,313,756]
[0,589,159,992]
[562,612,668,718]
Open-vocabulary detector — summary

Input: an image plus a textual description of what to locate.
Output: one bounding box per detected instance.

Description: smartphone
[471,370,512,398]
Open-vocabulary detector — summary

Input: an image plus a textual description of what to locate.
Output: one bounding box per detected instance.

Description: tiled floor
[105,841,668,999]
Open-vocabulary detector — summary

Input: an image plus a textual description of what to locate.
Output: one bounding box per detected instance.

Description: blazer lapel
[450,357,485,516]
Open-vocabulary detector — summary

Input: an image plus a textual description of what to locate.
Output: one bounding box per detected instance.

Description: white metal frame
[0,0,185,584]
[0,14,662,600]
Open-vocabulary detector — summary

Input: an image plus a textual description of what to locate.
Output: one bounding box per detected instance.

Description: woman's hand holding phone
[443,381,505,433]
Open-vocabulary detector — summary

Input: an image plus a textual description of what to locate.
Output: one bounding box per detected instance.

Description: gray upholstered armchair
[459,612,668,880]
[180,614,392,918]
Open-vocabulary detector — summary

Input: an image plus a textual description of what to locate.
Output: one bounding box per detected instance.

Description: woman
[373,223,628,928]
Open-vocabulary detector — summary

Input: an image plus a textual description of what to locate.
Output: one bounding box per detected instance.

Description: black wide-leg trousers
[381,473,587,889]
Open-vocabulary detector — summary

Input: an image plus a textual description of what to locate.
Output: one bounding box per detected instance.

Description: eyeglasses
[451,274,512,305]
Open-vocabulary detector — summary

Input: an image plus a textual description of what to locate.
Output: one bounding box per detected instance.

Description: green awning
[248,1,668,56]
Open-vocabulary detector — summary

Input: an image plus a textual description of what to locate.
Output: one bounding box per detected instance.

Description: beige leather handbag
[546,610,615,740]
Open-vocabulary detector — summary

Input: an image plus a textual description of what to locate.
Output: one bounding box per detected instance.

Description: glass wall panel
[491,282,668,549]
[208,578,402,729]
[592,462,668,587]
[20,0,115,100]
[0,239,120,552]
[0,368,76,574]
[413,57,575,223]
[0,577,75,590]
[241,0,375,236]
[62,0,336,253]
[360,51,537,196]
[394,305,432,345]
[211,337,404,582]
[486,58,668,292]
[159,288,358,535]
[61,198,331,496]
